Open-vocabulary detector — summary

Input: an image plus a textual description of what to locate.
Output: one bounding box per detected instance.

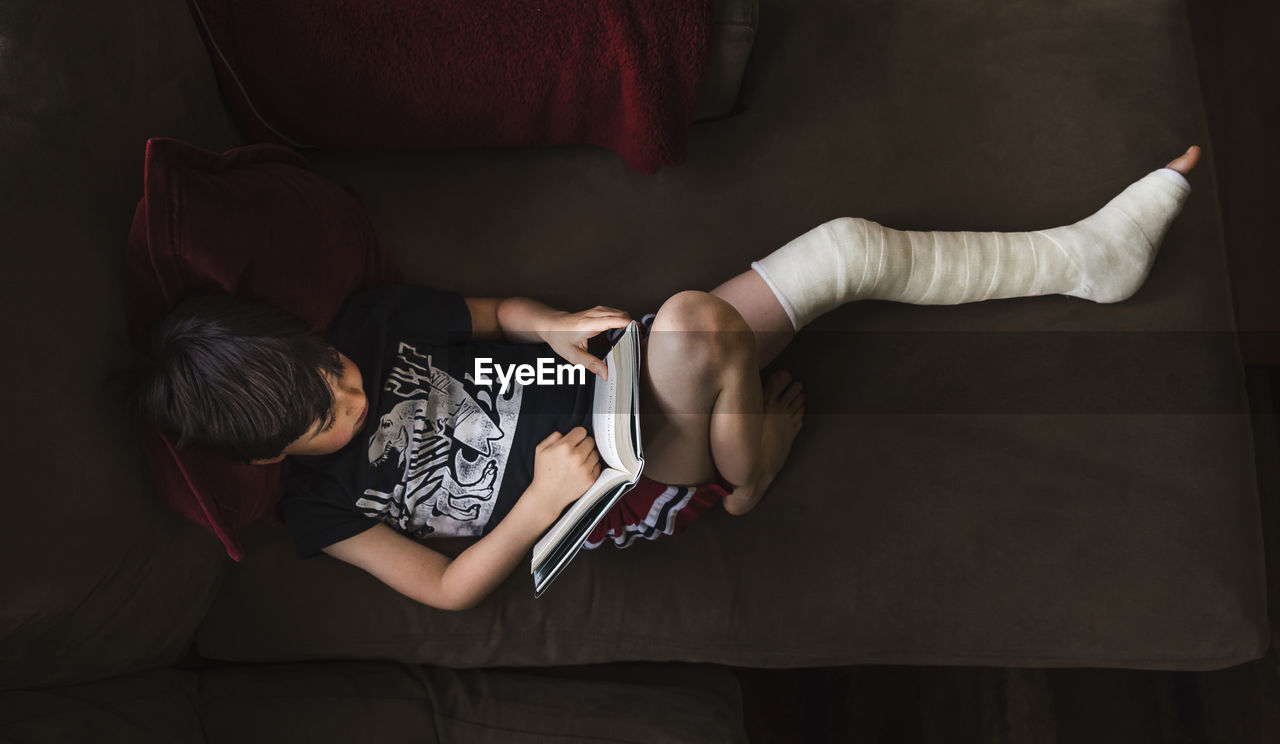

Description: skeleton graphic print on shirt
[356,341,523,538]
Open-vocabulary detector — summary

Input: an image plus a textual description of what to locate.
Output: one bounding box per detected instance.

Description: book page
[593,323,641,475]
[591,341,625,471]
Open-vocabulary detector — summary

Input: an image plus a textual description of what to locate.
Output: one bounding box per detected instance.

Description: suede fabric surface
[0,0,240,690]
[0,0,1265,710]
[196,0,1266,670]
[200,662,745,744]
[0,670,204,744]
[0,662,746,743]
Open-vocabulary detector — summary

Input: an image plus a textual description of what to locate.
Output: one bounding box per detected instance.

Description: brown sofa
[0,0,1267,741]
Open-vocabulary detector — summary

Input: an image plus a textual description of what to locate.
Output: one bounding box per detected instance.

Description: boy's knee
[652,291,755,368]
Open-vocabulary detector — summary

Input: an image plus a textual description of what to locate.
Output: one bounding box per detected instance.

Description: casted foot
[722,370,804,516]
[1058,148,1196,304]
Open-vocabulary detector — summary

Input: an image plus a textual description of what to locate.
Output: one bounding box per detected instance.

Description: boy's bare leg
[709,270,795,368]
[639,291,803,514]
[717,369,805,515]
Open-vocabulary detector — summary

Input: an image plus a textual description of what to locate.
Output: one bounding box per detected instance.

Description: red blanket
[189,0,712,173]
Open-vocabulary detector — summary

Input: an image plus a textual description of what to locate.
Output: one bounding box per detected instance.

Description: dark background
[729,1,1280,740]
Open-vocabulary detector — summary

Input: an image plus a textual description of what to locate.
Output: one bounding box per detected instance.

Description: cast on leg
[750,168,1192,330]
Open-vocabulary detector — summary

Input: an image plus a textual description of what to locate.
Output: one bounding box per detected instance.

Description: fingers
[585,355,608,382]
[537,428,599,474]
[560,346,608,381]
[543,307,631,382]
[571,434,598,464]
[536,430,563,452]
[571,312,632,354]
[538,427,590,451]
[586,314,633,332]
[561,306,628,323]
[574,307,631,334]
[540,427,593,451]
[573,431,596,453]
[566,428,600,470]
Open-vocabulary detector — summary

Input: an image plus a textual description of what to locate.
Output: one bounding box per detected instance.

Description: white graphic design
[357,343,522,537]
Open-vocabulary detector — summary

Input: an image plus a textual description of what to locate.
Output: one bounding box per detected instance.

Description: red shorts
[582,475,729,550]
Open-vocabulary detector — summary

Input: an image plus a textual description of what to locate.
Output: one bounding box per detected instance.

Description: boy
[133,148,1199,611]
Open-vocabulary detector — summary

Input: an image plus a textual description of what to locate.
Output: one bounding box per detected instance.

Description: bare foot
[1165,145,1201,176]
[722,370,805,516]
[765,369,806,440]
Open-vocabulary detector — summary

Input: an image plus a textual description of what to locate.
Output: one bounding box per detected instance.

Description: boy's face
[252,352,368,464]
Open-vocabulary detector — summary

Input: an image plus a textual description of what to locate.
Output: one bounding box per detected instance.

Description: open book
[531,321,644,596]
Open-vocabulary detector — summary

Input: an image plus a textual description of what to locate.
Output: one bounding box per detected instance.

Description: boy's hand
[540,307,631,381]
[527,427,602,520]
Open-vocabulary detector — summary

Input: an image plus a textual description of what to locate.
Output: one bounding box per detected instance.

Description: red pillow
[125,137,400,560]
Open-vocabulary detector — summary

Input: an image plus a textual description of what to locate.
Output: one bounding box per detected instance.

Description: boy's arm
[464,297,630,380]
[322,491,557,611]
[464,297,554,343]
[322,427,601,610]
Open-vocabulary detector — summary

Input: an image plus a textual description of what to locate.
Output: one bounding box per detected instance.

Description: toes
[764,370,792,400]
[1166,145,1201,175]
[781,380,804,408]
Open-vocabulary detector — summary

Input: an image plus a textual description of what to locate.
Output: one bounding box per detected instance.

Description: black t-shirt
[280,285,595,558]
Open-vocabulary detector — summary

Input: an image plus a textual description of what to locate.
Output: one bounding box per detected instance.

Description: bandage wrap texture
[752,168,1191,329]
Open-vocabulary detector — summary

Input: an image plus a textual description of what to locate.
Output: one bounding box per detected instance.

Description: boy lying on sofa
[128,147,1200,611]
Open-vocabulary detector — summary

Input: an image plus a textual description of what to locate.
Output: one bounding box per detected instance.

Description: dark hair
[127,291,344,463]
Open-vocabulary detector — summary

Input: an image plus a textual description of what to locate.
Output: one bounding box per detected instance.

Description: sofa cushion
[200,662,437,744]
[0,670,203,744]
[199,661,745,744]
[125,137,400,561]
[196,0,1267,671]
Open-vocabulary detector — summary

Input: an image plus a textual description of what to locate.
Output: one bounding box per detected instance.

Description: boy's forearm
[437,490,555,609]
[495,297,564,344]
